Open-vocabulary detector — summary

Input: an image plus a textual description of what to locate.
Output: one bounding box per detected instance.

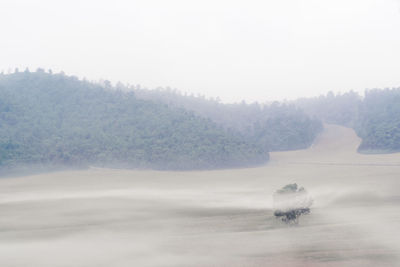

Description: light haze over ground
[1,0,400,102]
[1,124,400,266]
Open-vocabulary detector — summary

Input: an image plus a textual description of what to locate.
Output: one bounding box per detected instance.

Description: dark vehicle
[273,183,313,224]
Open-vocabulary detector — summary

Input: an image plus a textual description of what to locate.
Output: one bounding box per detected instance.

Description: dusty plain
[1,124,400,266]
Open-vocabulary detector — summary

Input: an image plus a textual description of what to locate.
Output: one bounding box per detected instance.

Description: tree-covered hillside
[355,89,400,153]
[294,89,400,153]
[0,70,269,171]
[252,103,323,151]
[295,91,361,128]
[135,88,323,151]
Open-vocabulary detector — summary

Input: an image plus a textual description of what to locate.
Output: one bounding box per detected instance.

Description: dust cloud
[1,124,400,266]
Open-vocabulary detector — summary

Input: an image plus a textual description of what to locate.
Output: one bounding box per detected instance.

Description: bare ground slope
[271,124,400,165]
[1,124,400,266]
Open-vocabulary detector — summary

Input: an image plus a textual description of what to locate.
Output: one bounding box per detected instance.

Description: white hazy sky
[1,0,400,103]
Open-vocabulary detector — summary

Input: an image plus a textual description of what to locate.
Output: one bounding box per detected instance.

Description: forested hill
[295,91,360,128]
[295,89,400,153]
[134,88,323,151]
[0,71,269,172]
[356,89,400,153]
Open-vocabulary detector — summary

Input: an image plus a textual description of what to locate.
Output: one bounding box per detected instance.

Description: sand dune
[1,124,400,266]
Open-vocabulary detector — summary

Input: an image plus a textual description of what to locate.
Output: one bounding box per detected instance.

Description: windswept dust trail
[1,124,400,266]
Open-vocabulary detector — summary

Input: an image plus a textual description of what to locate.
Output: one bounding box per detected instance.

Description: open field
[1,124,400,266]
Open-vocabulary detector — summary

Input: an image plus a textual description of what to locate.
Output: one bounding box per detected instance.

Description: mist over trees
[135,88,323,151]
[1,68,398,174]
[356,89,400,153]
[1,67,399,174]
[0,71,269,172]
[293,89,400,153]
[295,91,361,128]
[0,70,325,173]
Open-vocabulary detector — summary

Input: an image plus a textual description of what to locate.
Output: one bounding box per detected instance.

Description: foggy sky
[1,0,400,103]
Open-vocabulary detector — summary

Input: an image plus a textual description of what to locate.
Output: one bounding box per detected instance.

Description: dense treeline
[356,89,400,153]
[0,70,269,171]
[295,91,361,127]
[252,103,323,151]
[294,89,400,153]
[135,88,323,151]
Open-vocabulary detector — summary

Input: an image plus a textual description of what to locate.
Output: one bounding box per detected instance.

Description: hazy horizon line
[2,66,398,104]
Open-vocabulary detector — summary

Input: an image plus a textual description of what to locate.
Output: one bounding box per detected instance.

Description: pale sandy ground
[1,124,400,266]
